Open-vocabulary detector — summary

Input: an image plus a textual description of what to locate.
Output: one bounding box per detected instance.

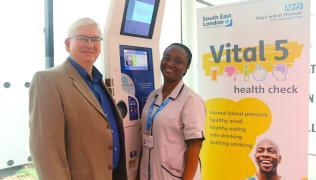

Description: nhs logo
[284,2,303,11]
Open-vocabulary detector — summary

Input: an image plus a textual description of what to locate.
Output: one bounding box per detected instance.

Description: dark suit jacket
[29,60,127,180]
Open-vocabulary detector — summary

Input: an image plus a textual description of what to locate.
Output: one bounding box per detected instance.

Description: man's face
[65,25,101,66]
[255,140,281,175]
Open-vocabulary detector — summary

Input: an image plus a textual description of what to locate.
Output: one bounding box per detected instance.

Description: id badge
[142,134,154,148]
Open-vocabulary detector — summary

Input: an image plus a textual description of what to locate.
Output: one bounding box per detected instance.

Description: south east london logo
[202,13,233,28]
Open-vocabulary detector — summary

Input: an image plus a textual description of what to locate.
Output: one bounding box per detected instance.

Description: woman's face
[160,46,189,83]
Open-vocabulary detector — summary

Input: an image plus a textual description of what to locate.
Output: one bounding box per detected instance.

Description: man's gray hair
[68,17,101,37]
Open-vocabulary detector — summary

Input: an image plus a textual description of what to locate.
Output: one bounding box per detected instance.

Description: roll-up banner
[196,0,310,179]
[309,1,316,176]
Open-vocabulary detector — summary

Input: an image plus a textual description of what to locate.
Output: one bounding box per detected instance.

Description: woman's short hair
[164,43,192,66]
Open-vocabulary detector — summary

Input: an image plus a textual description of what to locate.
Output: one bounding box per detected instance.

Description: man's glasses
[70,35,103,43]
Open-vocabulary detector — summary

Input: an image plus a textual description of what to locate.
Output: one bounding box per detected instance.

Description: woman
[140,43,205,180]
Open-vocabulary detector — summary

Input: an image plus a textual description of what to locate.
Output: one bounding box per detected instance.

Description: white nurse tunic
[140,80,205,180]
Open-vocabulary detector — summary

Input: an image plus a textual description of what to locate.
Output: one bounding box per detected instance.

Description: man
[248,139,282,180]
[29,17,127,180]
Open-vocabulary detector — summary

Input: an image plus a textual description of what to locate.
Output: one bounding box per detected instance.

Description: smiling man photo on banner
[248,139,282,180]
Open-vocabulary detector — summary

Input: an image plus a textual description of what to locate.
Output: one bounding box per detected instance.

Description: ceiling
[196,0,245,6]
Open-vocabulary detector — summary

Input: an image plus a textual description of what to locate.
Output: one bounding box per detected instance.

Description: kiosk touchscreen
[120,0,160,38]
[103,0,165,179]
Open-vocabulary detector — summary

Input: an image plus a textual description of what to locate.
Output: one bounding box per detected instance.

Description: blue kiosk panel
[119,45,155,118]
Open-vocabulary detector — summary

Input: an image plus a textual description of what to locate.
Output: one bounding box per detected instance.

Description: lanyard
[146,95,172,130]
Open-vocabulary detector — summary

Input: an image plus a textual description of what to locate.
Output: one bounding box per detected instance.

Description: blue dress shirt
[68,57,121,169]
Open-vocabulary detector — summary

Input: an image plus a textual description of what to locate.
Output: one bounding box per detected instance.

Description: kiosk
[103,0,165,179]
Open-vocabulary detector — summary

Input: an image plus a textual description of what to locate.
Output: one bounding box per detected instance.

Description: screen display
[123,48,149,71]
[120,0,159,39]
